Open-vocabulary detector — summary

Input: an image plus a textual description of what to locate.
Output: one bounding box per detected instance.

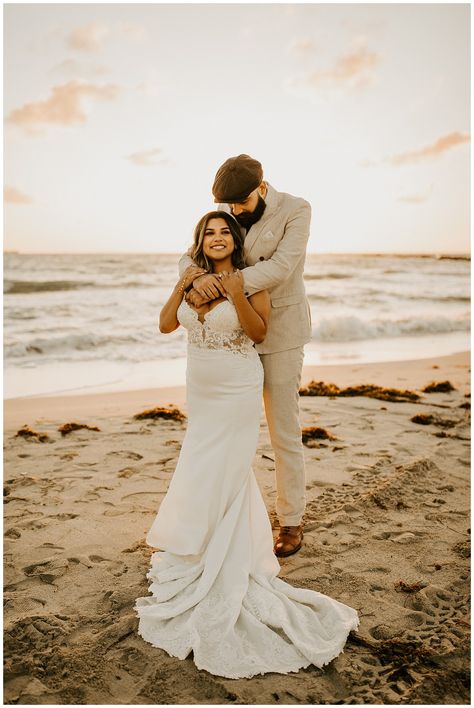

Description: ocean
[4,252,470,399]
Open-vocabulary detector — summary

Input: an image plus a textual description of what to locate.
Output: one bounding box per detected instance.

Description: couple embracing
[135,154,359,679]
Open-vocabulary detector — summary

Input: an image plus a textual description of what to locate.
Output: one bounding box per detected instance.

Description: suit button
[259,256,265,261]
[245,291,249,296]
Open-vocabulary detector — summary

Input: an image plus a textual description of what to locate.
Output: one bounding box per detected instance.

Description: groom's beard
[233,195,267,229]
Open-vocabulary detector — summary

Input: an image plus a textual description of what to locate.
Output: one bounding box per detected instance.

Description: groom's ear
[258,181,267,197]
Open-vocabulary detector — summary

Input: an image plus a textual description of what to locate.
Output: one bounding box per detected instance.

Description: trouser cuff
[278,515,304,527]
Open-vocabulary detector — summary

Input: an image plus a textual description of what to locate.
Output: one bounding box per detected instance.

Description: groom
[179,154,312,557]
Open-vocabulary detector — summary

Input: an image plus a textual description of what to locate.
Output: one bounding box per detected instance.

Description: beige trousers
[259,346,306,526]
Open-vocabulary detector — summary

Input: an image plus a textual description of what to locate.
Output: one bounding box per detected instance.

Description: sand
[3,351,471,705]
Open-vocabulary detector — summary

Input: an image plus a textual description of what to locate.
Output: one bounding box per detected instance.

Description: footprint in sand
[40,542,65,550]
[122,487,167,502]
[15,518,47,531]
[88,555,127,577]
[368,623,400,641]
[372,530,425,543]
[4,592,47,615]
[4,613,71,651]
[23,557,69,584]
[59,452,79,461]
[369,584,387,594]
[107,646,149,677]
[401,583,470,651]
[102,503,131,517]
[107,451,143,461]
[5,476,65,499]
[4,527,22,539]
[76,486,114,503]
[392,443,413,454]
[4,494,29,505]
[117,467,139,478]
[362,566,391,574]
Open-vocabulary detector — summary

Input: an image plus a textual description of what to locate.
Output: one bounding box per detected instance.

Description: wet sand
[3,351,470,704]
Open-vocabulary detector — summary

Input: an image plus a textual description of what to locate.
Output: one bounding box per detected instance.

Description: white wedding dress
[134,298,359,679]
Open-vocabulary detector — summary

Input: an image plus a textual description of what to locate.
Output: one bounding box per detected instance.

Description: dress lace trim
[135,551,360,679]
[178,299,256,358]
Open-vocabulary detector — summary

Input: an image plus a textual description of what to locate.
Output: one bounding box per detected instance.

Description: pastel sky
[3,2,471,254]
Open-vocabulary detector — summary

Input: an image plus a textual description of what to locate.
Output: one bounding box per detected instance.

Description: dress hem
[135,614,360,680]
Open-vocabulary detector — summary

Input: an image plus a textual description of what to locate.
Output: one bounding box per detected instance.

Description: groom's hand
[185,288,211,308]
[192,274,226,300]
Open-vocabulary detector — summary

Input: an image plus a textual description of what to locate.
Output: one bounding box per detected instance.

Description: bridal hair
[191,211,246,272]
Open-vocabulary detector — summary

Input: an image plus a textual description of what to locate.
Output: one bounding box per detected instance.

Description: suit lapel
[244,183,280,259]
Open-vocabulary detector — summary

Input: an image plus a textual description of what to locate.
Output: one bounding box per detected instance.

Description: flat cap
[212,154,263,203]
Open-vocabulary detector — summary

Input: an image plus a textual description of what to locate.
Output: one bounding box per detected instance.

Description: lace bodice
[177,299,256,357]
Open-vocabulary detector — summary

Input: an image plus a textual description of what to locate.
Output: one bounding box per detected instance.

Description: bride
[134,210,359,679]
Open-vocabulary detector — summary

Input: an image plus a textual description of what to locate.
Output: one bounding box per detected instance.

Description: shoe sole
[274,539,303,557]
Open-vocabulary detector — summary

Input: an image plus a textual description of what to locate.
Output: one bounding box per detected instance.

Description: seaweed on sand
[301,426,337,444]
[15,426,50,443]
[394,580,427,593]
[351,633,438,670]
[58,422,101,436]
[133,406,186,422]
[299,381,420,402]
[410,414,457,428]
[422,380,456,393]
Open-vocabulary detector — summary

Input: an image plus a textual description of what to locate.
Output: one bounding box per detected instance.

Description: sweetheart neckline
[182,298,231,325]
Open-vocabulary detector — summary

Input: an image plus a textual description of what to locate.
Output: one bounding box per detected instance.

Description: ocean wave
[314,315,470,342]
[4,280,96,294]
[307,292,471,305]
[398,294,471,303]
[304,273,353,280]
[4,279,158,294]
[5,331,153,359]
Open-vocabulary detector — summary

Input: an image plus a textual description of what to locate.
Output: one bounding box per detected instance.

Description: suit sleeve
[178,248,194,277]
[241,200,311,296]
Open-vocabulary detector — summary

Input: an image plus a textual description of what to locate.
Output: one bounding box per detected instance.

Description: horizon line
[4,250,471,258]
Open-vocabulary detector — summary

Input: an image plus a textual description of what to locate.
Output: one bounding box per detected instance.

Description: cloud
[289,37,318,55]
[398,185,433,204]
[67,22,110,52]
[65,20,147,53]
[126,148,167,166]
[51,59,110,78]
[386,132,470,166]
[6,80,121,131]
[305,43,380,89]
[361,132,471,167]
[286,39,380,99]
[4,186,33,204]
[116,22,147,42]
[398,194,428,204]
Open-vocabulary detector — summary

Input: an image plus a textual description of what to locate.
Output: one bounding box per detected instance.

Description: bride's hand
[193,273,226,300]
[219,270,244,297]
[180,265,207,290]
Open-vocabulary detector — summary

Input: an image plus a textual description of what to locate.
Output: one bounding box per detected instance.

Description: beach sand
[3,351,470,704]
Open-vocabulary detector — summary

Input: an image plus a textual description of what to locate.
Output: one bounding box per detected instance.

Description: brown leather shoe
[274,524,304,557]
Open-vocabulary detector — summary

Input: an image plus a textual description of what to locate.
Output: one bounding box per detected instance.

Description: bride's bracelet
[176,278,187,295]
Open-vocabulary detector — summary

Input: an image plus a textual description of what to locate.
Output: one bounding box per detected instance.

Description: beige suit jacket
[178,183,312,354]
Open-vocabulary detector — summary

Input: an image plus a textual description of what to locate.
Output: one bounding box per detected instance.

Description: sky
[3,2,471,254]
